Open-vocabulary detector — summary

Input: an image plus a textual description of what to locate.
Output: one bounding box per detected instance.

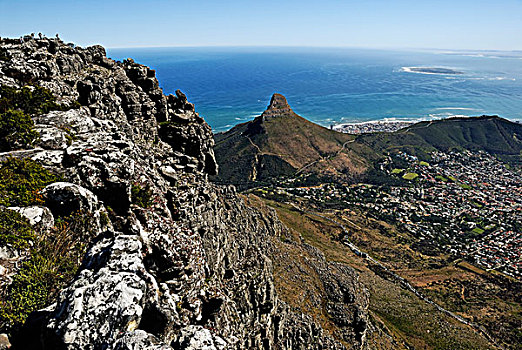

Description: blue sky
[1,0,521,50]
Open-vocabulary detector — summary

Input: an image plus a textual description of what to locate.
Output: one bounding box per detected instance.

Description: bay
[107,47,522,132]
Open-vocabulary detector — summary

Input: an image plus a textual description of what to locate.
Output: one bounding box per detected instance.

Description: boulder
[42,182,100,217]
[110,330,171,350]
[175,325,227,350]
[46,235,149,350]
[7,206,54,231]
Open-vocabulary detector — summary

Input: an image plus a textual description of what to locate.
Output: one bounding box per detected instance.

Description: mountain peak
[261,93,294,118]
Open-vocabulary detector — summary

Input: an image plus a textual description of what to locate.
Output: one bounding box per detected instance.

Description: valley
[215,94,522,349]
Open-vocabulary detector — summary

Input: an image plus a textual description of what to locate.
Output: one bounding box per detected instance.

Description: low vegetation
[0,84,80,151]
[0,85,61,115]
[0,157,62,207]
[0,209,35,250]
[131,183,153,208]
[0,211,94,332]
[0,109,39,151]
[0,156,81,335]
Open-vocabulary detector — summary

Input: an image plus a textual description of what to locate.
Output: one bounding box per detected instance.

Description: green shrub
[0,85,83,151]
[0,211,93,331]
[131,183,153,208]
[0,109,39,151]
[0,209,35,249]
[0,253,59,328]
[0,157,61,207]
[0,85,60,115]
[0,48,10,62]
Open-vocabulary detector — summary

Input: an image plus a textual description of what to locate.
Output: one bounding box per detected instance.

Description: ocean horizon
[107,47,522,132]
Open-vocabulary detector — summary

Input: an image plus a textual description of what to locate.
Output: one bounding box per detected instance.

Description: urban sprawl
[254,150,521,279]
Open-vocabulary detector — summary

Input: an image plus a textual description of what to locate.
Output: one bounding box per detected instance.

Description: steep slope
[0,37,369,349]
[358,115,522,162]
[214,94,370,185]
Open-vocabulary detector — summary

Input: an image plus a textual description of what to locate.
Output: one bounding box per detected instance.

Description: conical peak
[261,93,294,118]
[267,93,290,111]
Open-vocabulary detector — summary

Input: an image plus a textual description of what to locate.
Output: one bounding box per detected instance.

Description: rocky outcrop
[7,206,54,232]
[261,93,295,119]
[0,36,368,349]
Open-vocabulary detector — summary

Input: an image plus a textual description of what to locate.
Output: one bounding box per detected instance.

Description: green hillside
[358,115,522,164]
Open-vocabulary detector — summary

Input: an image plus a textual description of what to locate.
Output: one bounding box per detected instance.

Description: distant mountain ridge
[406,115,522,154]
[215,96,522,185]
[359,115,522,164]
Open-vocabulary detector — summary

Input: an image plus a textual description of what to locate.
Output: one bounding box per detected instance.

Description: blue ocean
[107,47,522,132]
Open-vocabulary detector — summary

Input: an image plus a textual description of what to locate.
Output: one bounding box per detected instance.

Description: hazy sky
[1,0,521,50]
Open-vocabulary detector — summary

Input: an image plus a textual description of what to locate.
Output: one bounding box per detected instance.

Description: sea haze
[107,47,522,132]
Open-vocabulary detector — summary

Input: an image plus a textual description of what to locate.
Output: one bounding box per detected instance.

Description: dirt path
[296,139,355,175]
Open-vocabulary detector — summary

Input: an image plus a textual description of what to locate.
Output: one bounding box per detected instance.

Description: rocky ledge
[0,36,369,349]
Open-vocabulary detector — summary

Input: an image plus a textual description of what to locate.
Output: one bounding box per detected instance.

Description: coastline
[332,119,417,134]
[332,116,522,135]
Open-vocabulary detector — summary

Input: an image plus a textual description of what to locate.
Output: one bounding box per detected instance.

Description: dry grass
[246,195,500,349]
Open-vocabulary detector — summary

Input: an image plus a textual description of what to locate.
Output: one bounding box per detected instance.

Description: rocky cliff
[0,37,369,349]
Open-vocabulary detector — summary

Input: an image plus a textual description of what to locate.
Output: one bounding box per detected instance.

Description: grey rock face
[175,326,227,350]
[110,330,171,350]
[46,235,149,349]
[6,206,54,232]
[261,93,295,119]
[42,182,100,215]
[0,36,369,349]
